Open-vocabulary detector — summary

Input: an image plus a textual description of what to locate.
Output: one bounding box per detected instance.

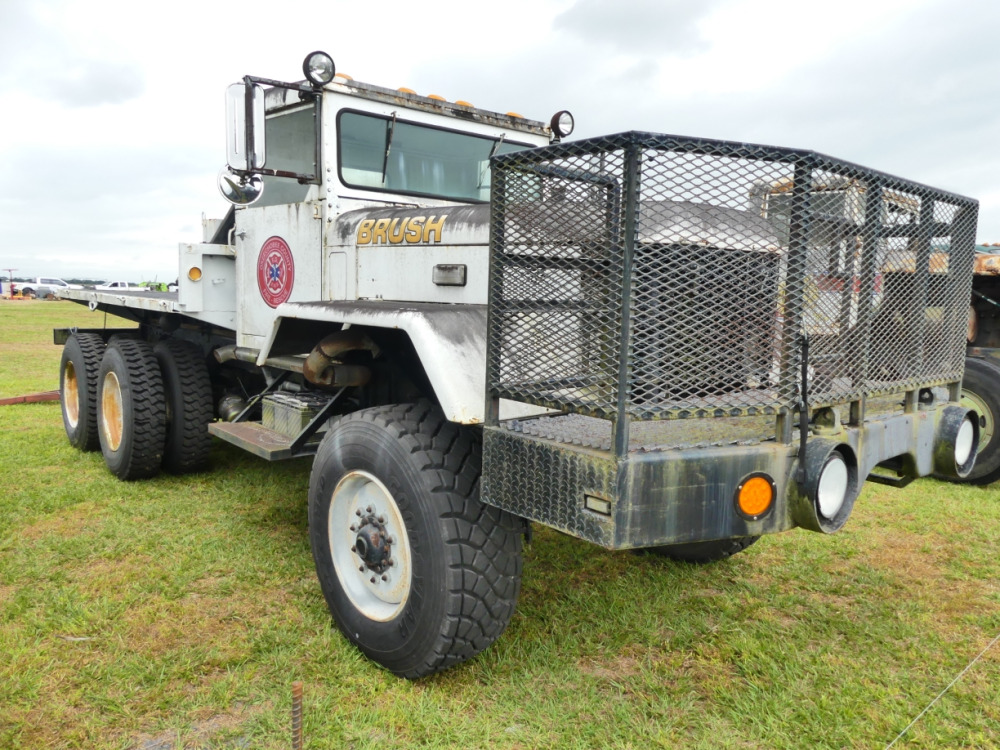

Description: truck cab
[180,58,554,347]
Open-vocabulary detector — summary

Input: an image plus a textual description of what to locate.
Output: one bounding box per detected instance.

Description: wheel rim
[101,371,124,452]
[328,470,412,622]
[64,360,80,429]
[961,388,993,453]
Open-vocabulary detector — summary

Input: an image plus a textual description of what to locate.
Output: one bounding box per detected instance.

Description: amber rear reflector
[187,267,203,282]
[736,474,773,519]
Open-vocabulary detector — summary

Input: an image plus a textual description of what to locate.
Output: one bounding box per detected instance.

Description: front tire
[60,333,106,451]
[97,339,167,480]
[959,356,1000,484]
[308,402,524,678]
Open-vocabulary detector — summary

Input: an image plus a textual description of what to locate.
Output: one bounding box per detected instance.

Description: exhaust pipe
[303,332,378,387]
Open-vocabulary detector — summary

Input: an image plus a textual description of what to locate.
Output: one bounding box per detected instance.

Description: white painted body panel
[62,76,554,423]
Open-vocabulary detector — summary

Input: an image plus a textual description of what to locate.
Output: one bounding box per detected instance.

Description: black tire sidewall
[98,345,137,477]
[308,417,451,674]
[97,340,166,480]
[961,357,1000,484]
[639,535,760,564]
[60,333,104,451]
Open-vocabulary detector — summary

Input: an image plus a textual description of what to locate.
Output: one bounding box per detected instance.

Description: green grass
[1,300,999,748]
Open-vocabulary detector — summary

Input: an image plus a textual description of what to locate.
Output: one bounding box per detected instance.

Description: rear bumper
[481,402,976,550]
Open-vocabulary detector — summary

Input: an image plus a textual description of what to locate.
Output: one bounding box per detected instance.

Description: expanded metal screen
[487,132,978,426]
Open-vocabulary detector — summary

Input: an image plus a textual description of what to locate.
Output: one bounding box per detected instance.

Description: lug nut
[351,545,357,553]
[370,576,376,584]
[358,566,365,572]
[349,525,356,532]
[378,515,386,524]
[381,575,388,581]
[366,505,373,513]
[355,509,362,517]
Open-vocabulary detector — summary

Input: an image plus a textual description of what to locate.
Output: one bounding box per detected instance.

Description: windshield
[338,110,531,202]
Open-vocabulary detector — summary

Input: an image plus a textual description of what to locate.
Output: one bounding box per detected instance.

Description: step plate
[209,421,318,461]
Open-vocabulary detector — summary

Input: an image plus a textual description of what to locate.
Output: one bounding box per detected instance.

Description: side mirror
[225,81,266,171]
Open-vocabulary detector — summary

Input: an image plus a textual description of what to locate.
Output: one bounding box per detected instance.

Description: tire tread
[318,401,523,678]
[154,338,213,473]
[99,339,166,480]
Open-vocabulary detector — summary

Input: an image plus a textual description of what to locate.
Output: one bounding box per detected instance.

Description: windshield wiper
[381,112,397,184]
[478,133,506,189]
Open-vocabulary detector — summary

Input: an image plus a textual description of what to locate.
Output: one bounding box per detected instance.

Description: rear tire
[60,333,106,451]
[959,356,1000,484]
[308,402,524,678]
[638,536,760,564]
[97,339,167,480]
[154,339,213,473]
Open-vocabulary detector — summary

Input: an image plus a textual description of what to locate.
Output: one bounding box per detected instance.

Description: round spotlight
[303,51,335,87]
[550,110,575,138]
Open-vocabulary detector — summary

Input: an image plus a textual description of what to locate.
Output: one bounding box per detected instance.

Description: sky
[2,0,998,282]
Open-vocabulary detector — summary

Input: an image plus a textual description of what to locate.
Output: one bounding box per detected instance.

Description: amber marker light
[187,267,203,282]
[735,473,774,520]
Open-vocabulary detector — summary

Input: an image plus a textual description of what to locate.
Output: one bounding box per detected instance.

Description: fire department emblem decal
[257,236,295,308]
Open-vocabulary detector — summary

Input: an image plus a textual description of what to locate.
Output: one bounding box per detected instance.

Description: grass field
[1,299,998,749]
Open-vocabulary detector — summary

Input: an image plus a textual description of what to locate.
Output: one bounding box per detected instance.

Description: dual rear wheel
[59,333,213,479]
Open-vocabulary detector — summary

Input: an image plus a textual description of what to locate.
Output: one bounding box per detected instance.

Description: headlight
[303,51,336,87]
[792,440,859,534]
[934,405,979,478]
[550,110,575,138]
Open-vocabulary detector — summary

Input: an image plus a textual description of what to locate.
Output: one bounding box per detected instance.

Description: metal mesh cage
[487,132,978,429]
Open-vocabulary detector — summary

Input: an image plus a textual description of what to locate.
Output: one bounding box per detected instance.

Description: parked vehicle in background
[957,246,1000,484]
[17,277,83,298]
[95,281,133,291]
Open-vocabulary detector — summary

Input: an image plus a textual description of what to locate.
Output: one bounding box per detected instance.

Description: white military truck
[56,51,981,678]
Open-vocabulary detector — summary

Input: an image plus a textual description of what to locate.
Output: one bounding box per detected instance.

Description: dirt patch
[577,652,645,681]
[129,702,265,749]
[18,501,103,542]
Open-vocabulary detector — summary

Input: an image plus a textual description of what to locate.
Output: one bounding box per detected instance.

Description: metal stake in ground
[291,681,303,750]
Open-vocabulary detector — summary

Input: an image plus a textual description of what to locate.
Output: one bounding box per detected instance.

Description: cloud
[553,0,728,56]
[0,3,144,106]
[39,59,146,107]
